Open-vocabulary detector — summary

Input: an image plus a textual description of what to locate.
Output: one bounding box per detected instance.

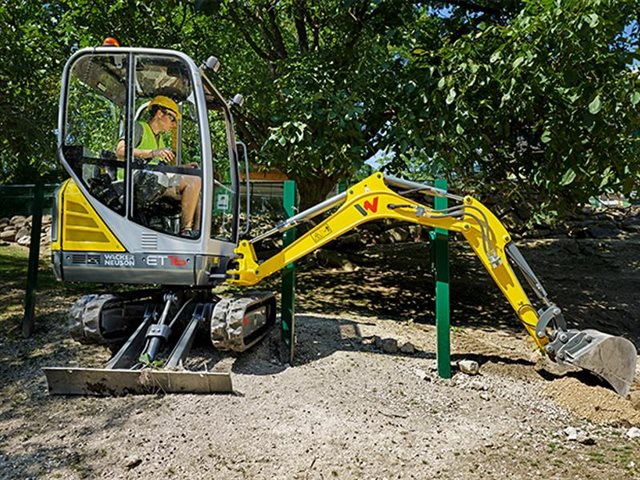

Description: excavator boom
[228,173,637,396]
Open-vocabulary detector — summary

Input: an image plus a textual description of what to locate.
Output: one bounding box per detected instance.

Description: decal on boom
[354,197,379,216]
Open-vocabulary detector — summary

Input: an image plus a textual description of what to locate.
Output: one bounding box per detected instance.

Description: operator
[116,95,201,238]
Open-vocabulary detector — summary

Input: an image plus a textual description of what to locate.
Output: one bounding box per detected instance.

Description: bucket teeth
[550,329,637,396]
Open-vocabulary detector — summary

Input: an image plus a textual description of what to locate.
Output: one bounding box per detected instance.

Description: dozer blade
[44,367,233,396]
[552,329,637,396]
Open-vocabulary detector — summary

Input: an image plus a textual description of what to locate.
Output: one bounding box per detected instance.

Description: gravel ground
[1,231,640,479]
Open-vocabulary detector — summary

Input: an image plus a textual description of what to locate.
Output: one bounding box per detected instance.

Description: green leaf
[541,130,551,143]
[588,95,602,114]
[489,50,501,64]
[456,124,464,134]
[631,92,640,106]
[446,87,456,105]
[585,13,599,28]
[560,168,576,186]
[512,56,525,69]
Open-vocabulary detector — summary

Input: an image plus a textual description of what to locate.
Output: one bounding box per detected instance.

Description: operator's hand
[151,148,175,163]
[185,162,199,169]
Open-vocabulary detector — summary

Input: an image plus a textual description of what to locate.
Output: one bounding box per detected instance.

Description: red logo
[363,197,379,213]
[355,196,380,217]
[169,256,187,267]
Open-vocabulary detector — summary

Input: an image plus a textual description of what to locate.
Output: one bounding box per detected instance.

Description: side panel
[60,180,126,253]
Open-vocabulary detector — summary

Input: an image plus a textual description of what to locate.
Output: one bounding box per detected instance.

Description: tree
[194,1,419,208]
[2,0,639,225]
[0,1,69,183]
[386,0,640,225]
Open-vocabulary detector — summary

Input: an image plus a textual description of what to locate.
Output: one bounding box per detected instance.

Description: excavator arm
[228,173,637,396]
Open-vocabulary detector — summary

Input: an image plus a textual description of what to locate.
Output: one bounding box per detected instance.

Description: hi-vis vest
[117,122,166,180]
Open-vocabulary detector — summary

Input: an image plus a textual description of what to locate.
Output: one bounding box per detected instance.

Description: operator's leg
[178,175,202,231]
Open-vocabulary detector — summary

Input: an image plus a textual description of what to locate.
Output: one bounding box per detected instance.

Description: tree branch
[227,6,277,62]
[292,1,309,53]
[266,3,288,58]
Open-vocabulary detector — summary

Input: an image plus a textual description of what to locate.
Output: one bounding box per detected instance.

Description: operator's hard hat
[147,95,182,120]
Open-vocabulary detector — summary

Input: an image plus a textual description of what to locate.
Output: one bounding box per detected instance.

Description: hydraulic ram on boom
[229,173,637,396]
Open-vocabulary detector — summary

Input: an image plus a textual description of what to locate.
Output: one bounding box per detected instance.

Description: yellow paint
[228,172,547,350]
[59,179,125,252]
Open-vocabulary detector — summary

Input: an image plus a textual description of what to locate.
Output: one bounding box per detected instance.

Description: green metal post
[281,180,297,364]
[433,178,451,378]
[23,183,45,338]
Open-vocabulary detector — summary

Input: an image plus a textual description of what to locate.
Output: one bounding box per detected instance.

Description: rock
[564,427,578,441]
[42,215,52,225]
[388,228,408,243]
[16,227,30,239]
[10,215,26,225]
[579,436,596,445]
[381,338,398,354]
[458,360,480,375]
[626,427,640,439]
[468,380,489,391]
[125,456,142,469]
[400,342,415,354]
[479,392,491,401]
[372,335,383,349]
[414,368,430,381]
[17,236,30,246]
[0,241,9,247]
[0,230,16,242]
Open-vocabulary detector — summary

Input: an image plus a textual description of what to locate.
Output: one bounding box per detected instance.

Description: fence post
[433,178,451,378]
[281,180,297,364]
[23,182,45,338]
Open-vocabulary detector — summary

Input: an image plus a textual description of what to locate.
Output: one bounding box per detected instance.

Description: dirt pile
[544,377,640,426]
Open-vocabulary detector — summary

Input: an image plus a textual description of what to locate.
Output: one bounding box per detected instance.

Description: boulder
[17,236,31,246]
[400,342,415,354]
[381,338,398,354]
[458,359,480,375]
[16,227,30,239]
[0,230,16,242]
[10,215,27,225]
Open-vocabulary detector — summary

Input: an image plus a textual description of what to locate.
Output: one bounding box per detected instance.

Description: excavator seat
[133,171,182,234]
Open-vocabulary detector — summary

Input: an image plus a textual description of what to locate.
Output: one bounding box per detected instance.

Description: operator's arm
[115,123,175,163]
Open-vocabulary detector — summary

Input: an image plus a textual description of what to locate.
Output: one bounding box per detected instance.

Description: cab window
[63,53,128,214]
[128,55,203,238]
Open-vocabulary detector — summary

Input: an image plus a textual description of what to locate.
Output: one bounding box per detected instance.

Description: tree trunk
[293,173,343,212]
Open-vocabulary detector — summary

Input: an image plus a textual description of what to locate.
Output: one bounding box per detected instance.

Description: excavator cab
[54,47,241,285]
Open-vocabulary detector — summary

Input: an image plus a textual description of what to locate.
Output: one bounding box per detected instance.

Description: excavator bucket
[552,329,637,396]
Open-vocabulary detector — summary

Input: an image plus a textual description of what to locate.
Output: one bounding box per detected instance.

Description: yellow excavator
[44,43,637,397]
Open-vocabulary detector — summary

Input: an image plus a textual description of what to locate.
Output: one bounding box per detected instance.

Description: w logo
[354,197,379,216]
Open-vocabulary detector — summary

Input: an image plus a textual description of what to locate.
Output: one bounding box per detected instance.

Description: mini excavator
[44,43,638,397]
